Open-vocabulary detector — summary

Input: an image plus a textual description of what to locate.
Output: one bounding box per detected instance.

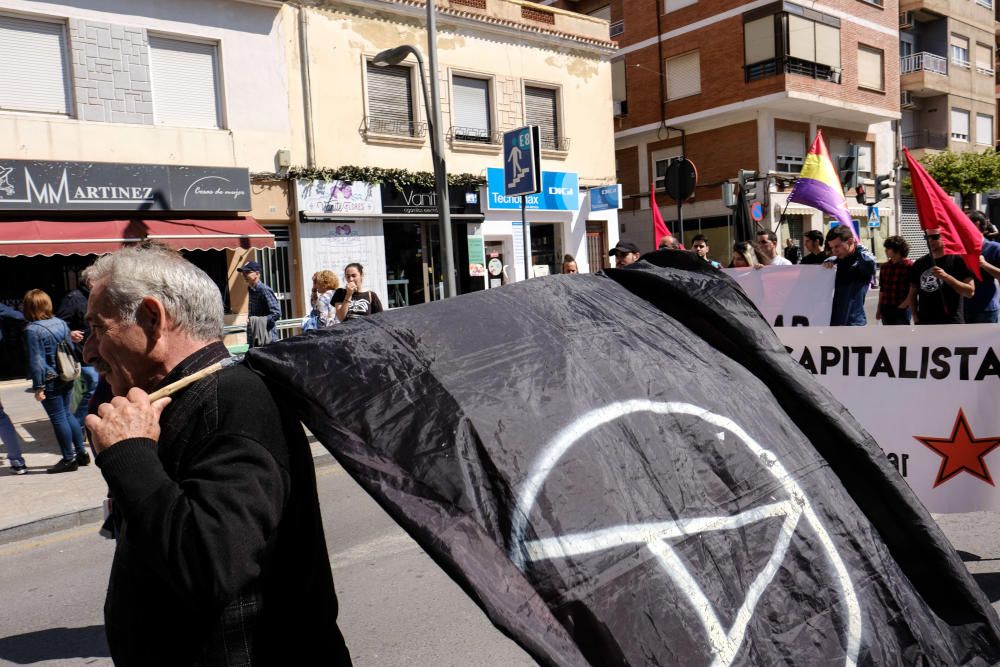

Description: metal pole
[425,0,456,298]
[521,196,530,279]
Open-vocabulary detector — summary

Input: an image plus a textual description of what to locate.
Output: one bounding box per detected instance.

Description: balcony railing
[538,135,571,151]
[361,116,428,139]
[744,57,838,83]
[447,126,502,144]
[901,52,947,75]
[902,130,949,150]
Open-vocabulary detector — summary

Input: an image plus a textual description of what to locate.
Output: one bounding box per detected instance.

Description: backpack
[36,322,81,383]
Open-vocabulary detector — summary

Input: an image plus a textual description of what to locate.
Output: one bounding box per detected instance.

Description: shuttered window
[366,62,415,136]
[0,15,71,115]
[666,51,700,100]
[976,43,994,75]
[525,85,560,150]
[976,114,993,146]
[149,36,221,128]
[776,130,805,172]
[950,34,970,67]
[951,108,970,141]
[857,45,884,91]
[744,16,775,65]
[452,76,491,142]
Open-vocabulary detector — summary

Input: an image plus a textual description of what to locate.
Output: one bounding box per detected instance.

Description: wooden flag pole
[148,359,235,402]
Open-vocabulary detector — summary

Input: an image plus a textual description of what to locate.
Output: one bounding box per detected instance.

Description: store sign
[486,168,579,211]
[296,179,381,217]
[0,159,250,211]
[380,183,482,216]
[589,184,622,211]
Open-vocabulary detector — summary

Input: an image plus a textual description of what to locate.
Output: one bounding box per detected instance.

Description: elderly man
[82,245,350,665]
[609,240,641,267]
[238,260,281,346]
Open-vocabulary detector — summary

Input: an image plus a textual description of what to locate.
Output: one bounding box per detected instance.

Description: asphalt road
[2,461,1000,667]
[0,462,533,667]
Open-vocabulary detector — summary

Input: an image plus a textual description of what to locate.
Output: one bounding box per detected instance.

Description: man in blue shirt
[965,212,1000,324]
[238,261,281,346]
[824,226,876,326]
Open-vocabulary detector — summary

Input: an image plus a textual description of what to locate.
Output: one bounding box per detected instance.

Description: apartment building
[548,0,900,263]
[898,0,996,245]
[0,0,298,375]
[291,0,618,310]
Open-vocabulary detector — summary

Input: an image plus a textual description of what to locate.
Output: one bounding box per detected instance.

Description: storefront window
[530,223,557,277]
[383,221,444,307]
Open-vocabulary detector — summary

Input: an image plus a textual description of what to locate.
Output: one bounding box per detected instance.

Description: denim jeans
[881,307,911,326]
[74,365,99,427]
[41,381,85,461]
[0,398,25,467]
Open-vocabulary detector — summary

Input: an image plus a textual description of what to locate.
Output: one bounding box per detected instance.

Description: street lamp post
[373,40,457,299]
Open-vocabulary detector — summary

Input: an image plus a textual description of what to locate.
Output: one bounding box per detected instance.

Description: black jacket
[97,343,350,665]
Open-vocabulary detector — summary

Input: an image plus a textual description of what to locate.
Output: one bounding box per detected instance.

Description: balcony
[360,116,428,144]
[900,52,951,97]
[902,130,949,150]
[745,57,839,83]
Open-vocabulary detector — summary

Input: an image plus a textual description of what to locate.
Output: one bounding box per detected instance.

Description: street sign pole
[521,196,530,279]
[503,125,541,282]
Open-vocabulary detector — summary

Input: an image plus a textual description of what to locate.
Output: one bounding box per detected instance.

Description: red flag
[904,147,982,280]
[651,185,671,248]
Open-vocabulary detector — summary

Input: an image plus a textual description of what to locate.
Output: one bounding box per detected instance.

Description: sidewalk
[0,378,332,545]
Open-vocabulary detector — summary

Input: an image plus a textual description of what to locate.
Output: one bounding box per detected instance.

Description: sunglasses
[925,234,941,241]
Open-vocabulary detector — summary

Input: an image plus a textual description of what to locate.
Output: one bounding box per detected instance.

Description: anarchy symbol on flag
[509,400,863,666]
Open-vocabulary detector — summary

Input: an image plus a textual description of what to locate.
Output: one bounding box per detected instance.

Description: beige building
[289,0,618,310]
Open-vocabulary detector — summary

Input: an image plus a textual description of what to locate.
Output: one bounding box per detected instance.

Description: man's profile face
[803,237,816,254]
[83,281,158,396]
[827,237,854,260]
[241,270,259,287]
[617,251,639,266]
[692,240,709,258]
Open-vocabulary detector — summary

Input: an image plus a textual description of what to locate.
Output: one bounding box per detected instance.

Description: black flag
[246,253,1000,665]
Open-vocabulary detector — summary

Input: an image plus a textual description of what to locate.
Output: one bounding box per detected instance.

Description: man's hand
[931,266,947,279]
[70,330,84,343]
[34,389,45,402]
[85,388,171,454]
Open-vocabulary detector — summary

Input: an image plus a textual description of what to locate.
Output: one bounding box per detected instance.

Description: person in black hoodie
[56,280,99,434]
[81,244,351,666]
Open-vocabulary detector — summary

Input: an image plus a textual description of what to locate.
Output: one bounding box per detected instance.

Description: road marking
[330,531,418,569]
[0,524,98,557]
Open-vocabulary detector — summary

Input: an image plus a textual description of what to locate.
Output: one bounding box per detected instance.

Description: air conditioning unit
[901,91,918,109]
[613,100,628,117]
[899,11,914,29]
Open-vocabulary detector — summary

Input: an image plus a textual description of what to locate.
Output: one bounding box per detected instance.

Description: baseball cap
[238,261,262,273]
[609,241,640,257]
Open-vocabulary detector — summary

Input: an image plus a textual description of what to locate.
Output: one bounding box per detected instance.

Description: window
[977,114,993,146]
[611,59,627,116]
[0,15,71,115]
[451,75,492,142]
[665,0,697,11]
[524,85,562,150]
[976,43,994,75]
[665,51,700,100]
[950,34,970,68]
[652,147,682,190]
[743,9,840,83]
[776,130,805,172]
[951,108,970,142]
[588,5,610,20]
[857,46,884,91]
[366,62,419,137]
[149,36,221,128]
[857,143,873,177]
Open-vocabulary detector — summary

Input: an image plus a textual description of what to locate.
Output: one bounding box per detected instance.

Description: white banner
[723,265,834,327]
[778,325,1000,513]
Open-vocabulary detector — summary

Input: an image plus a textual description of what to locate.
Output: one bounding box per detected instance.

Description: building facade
[291,0,619,310]
[0,0,296,375]
[549,0,901,264]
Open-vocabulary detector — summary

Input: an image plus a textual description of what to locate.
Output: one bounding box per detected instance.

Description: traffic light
[855,184,866,205]
[874,173,895,204]
[737,169,757,202]
[837,145,860,191]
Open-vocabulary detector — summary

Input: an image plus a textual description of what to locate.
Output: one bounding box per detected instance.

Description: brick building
[548,0,901,263]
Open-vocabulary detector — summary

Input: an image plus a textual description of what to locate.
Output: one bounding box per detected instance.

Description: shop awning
[0,217,274,257]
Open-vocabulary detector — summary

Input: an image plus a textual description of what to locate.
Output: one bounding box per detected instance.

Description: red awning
[0,217,275,257]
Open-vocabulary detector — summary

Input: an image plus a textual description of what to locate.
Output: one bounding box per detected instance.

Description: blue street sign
[503,126,541,196]
[487,168,579,211]
[868,206,880,228]
[589,185,622,211]
[750,201,764,222]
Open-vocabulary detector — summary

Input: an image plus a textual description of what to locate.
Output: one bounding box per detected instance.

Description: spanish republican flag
[788,130,859,241]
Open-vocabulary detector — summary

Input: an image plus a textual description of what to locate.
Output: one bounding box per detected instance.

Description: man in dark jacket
[81,244,350,665]
[56,282,98,447]
[824,226,876,326]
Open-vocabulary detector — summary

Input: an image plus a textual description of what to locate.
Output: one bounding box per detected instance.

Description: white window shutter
[149,36,221,129]
[452,76,490,140]
[525,86,559,149]
[0,16,70,115]
[951,109,970,140]
[666,51,700,100]
[976,114,993,146]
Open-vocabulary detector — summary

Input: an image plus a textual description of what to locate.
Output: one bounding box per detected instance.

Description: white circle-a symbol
[919,268,942,293]
[509,400,862,666]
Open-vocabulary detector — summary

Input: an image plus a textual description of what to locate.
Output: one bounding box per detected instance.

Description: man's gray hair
[83,243,224,340]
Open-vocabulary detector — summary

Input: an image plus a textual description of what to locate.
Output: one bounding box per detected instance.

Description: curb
[0,452,339,547]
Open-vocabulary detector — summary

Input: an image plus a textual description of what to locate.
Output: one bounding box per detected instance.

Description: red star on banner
[915,409,1000,488]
